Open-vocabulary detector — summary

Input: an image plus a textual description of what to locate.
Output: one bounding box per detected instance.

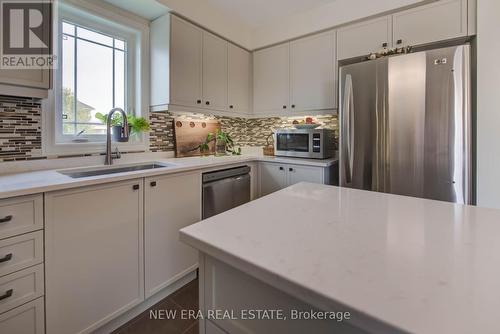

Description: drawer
[0,264,44,314]
[0,297,44,334]
[0,195,43,240]
[0,231,43,277]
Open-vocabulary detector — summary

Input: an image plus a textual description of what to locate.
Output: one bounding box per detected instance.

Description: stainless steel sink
[58,162,174,179]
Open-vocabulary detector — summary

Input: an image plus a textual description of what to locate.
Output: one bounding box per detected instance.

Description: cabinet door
[203,32,228,111]
[170,16,203,107]
[337,16,392,60]
[0,297,44,334]
[286,165,324,187]
[259,163,287,196]
[393,0,467,47]
[145,172,201,298]
[45,180,144,334]
[0,69,50,89]
[253,43,289,114]
[290,31,336,111]
[228,44,251,114]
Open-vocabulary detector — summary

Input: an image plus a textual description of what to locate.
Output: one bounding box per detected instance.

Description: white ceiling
[205,0,338,28]
[103,0,170,20]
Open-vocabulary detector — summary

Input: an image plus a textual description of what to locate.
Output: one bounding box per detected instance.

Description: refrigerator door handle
[343,74,355,184]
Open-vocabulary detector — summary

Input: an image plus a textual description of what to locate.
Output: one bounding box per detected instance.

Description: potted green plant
[197,130,241,156]
[95,112,150,141]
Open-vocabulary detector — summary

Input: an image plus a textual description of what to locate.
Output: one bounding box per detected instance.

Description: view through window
[61,21,127,136]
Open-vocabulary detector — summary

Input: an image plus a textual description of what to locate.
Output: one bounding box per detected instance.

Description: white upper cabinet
[253,43,290,114]
[290,31,336,111]
[170,16,203,108]
[202,32,228,111]
[337,16,392,60]
[228,44,252,114]
[0,69,50,92]
[393,0,468,47]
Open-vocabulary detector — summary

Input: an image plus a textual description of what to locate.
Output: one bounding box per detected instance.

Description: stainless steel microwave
[274,129,335,159]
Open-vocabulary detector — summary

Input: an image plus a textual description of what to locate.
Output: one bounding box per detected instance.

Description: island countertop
[180,183,500,334]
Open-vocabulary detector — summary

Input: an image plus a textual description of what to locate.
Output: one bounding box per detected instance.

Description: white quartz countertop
[180,183,500,334]
[0,155,336,199]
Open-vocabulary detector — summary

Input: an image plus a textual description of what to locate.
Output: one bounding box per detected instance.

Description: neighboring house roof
[76,100,95,111]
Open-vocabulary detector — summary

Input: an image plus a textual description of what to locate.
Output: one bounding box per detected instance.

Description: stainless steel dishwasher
[202,166,251,219]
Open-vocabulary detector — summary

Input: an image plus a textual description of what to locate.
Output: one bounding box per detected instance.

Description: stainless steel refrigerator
[339,45,472,204]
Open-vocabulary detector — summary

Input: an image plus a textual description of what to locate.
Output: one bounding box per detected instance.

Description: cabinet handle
[0,215,12,224]
[382,42,388,48]
[282,105,287,109]
[291,105,296,108]
[150,181,157,187]
[197,100,201,104]
[0,289,13,301]
[229,105,234,109]
[206,101,210,106]
[0,253,12,263]
[396,39,403,45]
[289,168,294,172]
[133,184,140,190]
[279,167,284,171]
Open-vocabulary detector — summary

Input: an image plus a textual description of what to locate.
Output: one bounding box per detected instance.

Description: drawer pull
[0,215,12,223]
[0,253,12,263]
[0,289,13,301]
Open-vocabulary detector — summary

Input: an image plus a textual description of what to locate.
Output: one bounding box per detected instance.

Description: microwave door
[276,133,310,157]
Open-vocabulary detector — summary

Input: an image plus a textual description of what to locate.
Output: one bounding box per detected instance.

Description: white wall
[476,0,500,209]
[155,0,253,49]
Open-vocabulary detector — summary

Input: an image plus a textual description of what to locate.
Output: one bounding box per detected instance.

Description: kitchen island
[180,183,500,334]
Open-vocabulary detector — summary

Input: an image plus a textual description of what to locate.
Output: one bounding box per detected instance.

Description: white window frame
[43,0,150,155]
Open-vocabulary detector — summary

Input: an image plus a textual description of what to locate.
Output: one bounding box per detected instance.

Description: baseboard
[93,269,198,334]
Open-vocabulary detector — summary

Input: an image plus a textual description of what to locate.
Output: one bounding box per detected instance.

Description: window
[44,1,149,154]
[61,21,127,136]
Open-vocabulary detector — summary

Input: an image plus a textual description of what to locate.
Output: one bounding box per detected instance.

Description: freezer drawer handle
[0,289,13,301]
[0,253,12,263]
[0,215,12,224]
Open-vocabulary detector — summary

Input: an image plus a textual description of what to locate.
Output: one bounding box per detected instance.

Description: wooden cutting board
[174,118,221,157]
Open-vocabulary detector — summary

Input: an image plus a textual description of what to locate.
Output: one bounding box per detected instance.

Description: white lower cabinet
[259,163,287,196]
[0,264,44,315]
[45,179,145,334]
[286,165,324,186]
[202,255,362,334]
[144,172,202,298]
[0,297,44,334]
[206,320,229,334]
[259,162,332,197]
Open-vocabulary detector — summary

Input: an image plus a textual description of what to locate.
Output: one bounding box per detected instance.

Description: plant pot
[112,125,129,142]
[215,139,227,156]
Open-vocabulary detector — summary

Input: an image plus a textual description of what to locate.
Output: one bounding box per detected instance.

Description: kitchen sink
[58,162,175,178]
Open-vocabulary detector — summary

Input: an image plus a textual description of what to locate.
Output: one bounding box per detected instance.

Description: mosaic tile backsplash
[0,96,43,161]
[0,95,338,162]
